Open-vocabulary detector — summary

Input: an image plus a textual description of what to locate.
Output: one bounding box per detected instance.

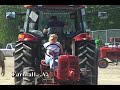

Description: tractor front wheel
[21,67,35,85]
[98,59,108,68]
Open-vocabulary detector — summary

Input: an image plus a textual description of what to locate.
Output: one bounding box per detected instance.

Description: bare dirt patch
[98,63,120,85]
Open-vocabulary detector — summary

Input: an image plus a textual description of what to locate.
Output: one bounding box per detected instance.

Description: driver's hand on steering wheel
[43,29,48,34]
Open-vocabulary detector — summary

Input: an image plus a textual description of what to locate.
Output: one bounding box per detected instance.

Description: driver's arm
[60,44,63,54]
[43,22,51,35]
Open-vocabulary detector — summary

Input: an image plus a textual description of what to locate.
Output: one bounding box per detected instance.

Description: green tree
[86,5,120,30]
[0,5,25,46]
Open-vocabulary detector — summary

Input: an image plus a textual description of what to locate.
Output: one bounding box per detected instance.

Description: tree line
[86,5,120,30]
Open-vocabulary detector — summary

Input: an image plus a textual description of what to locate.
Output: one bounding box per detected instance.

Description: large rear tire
[14,41,24,85]
[14,41,36,85]
[76,40,98,85]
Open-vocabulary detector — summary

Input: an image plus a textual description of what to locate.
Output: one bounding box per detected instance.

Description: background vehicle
[98,37,120,68]
[0,43,15,57]
[6,5,99,85]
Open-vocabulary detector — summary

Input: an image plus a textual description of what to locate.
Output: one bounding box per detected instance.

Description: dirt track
[98,63,120,85]
[0,57,120,85]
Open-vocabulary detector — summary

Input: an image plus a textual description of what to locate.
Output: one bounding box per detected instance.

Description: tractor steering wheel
[45,44,62,57]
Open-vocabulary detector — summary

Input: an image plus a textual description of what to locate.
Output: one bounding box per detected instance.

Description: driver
[43,34,63,69]
[43,16,65,43]
[43,16,65,35]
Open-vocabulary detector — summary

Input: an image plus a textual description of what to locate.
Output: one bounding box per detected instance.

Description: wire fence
[90,29,120,44]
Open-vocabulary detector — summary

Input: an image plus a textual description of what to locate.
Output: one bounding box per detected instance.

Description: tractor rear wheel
[98,59,108,68]
[14,41,36,85]
[76,40,98,85]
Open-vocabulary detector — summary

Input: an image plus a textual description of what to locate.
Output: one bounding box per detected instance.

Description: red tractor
[98,37,120,68]
[6,5,99,85]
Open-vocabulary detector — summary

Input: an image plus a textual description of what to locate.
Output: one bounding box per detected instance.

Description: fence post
[106,30,108,43]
